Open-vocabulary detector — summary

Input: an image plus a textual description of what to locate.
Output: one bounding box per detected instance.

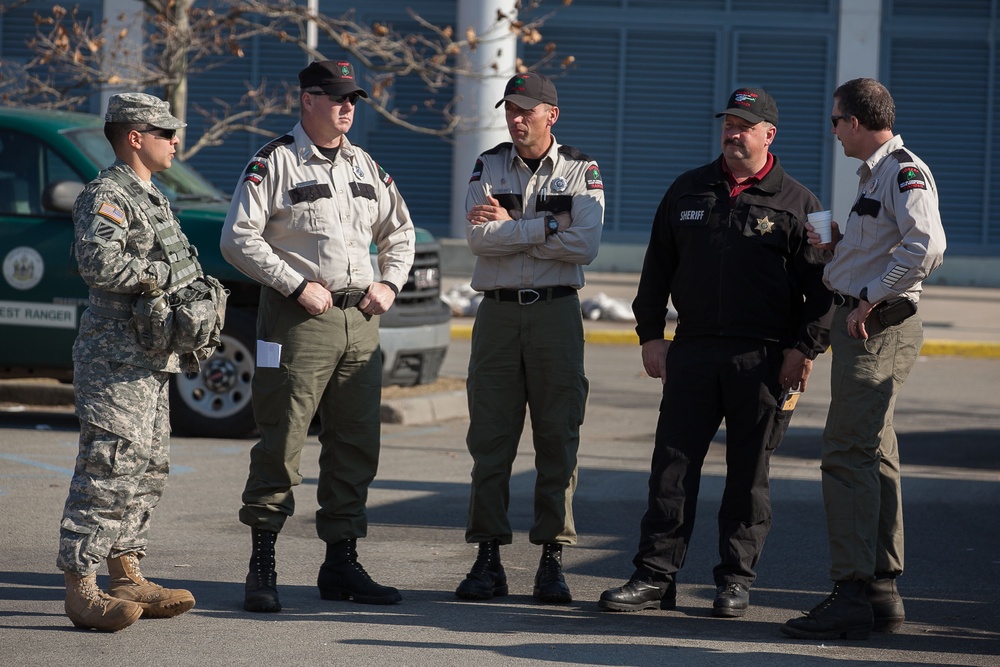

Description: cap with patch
[715,87,779,126]
[299,60,369,98]
[105,93,186,129]
[495,72,558,109]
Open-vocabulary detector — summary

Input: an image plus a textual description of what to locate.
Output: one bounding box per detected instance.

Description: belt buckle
[517,288,541,305]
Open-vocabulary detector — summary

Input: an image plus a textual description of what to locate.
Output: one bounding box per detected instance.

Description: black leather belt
[485,286,577,305]
[331,290,366,309]
[832,292,859,308]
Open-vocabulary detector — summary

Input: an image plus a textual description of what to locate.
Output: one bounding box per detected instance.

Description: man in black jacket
[599,88,832,618]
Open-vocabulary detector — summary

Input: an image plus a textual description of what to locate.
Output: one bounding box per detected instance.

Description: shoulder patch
[585,164,604,190]
[254,134,294,160]
[243,159,268,185]
[557,144,594,162]
[898,166,926,192]
[469,158,484,182]
[96,202,126,226]
[377,163,393,187]
[483,142,513,156]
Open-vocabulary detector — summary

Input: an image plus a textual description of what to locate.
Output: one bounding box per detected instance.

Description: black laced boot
[781,580,873,640]
[317,538,402,605]
[244,528,280,613]
[533,543,572,603]
[867,575,905,632]
[455,539,508,600]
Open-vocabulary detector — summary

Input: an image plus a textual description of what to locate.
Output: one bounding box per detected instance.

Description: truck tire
[169,306,257,438]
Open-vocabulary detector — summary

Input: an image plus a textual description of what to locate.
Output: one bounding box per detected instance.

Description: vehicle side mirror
[42,180,85,213]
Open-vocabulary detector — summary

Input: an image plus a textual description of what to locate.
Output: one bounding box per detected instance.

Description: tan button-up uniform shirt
[221,123,415,296]
[465,136,604,291]
[824,135,946,304]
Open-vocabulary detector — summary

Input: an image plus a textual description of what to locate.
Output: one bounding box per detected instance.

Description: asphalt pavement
[2,334,999,665]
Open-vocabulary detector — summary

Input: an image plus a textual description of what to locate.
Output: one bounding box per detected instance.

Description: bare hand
[358,282,396,316]
[847,300,876,340]
[804,219,842,250]
[640,339,670,384]
[779,347,813,392]
[297,281,333,316]
[467,195,514,225]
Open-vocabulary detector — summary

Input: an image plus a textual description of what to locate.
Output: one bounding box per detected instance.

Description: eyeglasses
[137,128,177,140]
[307,91,361,105]
[830,115,850,128]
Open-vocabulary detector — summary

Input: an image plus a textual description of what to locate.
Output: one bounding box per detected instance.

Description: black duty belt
[485,286,577,305]
[832,292,859,308]
[331,290,367,309]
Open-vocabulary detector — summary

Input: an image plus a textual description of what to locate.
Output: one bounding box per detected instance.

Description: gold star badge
[755,216,775,234]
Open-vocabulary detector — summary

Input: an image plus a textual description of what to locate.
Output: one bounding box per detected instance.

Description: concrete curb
[380,390,468,425]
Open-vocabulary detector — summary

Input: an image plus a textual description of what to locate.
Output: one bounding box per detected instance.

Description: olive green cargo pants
[239,287,382,543]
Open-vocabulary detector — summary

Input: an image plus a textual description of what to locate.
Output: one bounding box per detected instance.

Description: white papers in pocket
[256,340,281,368]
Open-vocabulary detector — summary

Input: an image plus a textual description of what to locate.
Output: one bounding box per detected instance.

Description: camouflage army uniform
[57,160,198,575]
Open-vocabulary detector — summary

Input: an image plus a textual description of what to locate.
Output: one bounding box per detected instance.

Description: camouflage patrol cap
[104,92,186,129]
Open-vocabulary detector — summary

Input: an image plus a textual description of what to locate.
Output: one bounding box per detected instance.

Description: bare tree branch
[1,0,575,159]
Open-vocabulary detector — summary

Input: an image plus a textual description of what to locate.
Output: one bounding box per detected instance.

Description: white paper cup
[807,210,833,244]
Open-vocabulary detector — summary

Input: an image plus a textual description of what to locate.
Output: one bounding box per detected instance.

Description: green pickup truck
[0,107,451,438]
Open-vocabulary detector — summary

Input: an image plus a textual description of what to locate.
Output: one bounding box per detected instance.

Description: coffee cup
[807,210,833,244]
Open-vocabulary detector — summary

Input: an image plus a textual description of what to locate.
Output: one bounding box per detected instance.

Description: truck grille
[397,247,441,305]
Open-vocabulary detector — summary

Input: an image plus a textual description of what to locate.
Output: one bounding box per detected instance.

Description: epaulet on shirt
[890,148,915,164]
[482,142,513,156]
[244,135,294,185]
[558,144,594,162]
[254,134,294,159]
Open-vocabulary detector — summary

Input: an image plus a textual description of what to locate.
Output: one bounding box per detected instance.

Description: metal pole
[449,0,518,238]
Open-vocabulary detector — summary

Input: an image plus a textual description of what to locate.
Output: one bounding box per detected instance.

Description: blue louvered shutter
[730,26,836,203]
[185,31,303,189]
[883,0,999,250]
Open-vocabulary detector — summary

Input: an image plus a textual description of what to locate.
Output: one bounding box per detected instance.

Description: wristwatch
[545,214,559,236]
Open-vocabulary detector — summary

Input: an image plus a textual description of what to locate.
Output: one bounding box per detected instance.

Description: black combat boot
[317,538,402,605]
[599,574,676,612]
[533,543,572,604]
[455,539,508,600]
[781,580,874,640]
[867,575,905,632]
[244,528,280,613]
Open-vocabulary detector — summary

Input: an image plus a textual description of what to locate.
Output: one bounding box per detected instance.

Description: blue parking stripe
[0,453,193,477]
[0,453,72,476]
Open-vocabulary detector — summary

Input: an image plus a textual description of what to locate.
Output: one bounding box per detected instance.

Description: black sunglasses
[308,91,361,105]
[138,128,177,140]
[830,115,850,128]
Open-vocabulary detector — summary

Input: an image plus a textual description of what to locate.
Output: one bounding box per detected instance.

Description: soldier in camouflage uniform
[57,93,212,632]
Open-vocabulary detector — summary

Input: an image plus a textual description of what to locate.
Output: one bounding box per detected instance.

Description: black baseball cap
[715,87,778,126]
[299,60,369,98]
[495,72,558,109]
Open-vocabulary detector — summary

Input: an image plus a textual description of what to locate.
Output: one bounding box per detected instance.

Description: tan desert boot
[107,553,195,618]
[64,571,142,632]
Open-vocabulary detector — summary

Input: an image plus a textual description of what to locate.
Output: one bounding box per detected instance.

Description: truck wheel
[169,307,257,438]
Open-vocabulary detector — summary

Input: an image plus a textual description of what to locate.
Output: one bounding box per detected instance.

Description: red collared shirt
[724,152,774,199]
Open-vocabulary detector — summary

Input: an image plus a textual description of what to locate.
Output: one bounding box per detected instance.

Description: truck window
[0,129,78,217]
